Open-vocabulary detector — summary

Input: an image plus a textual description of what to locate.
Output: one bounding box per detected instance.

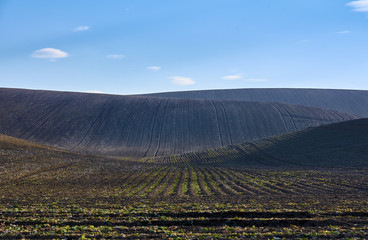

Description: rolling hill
[0,88,357,157]
[144,88,368,117]
[150,118,368,167]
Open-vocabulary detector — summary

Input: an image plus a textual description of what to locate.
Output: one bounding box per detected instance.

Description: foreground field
[1,130,368,239]
[1,163,368,239]
[1,195,368,239]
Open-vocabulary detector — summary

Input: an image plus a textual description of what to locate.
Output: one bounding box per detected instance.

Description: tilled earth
[1,165,368,239]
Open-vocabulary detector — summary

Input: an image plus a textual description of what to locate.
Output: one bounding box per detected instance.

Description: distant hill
[0,88,357,157]
[150,118,368,167]
[143,88,368,117]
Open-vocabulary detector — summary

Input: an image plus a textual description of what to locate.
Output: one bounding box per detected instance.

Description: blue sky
[0,0,368,94]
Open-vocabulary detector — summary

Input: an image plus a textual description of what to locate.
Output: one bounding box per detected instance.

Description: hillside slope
[0,88,357,157]
[0,133,82,184]
[150,118,368,167]
[144,88,368,117]
[0,132,148,188]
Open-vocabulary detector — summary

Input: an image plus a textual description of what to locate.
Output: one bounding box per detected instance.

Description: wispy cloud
[170,76,195,86]
[147,66,161,72]
[337,30,350,34]
[222,74,243,80]
[106,54,125,59]
[74,25,90,32]
[85,90,105,94]
[247,78,269,82]
[31,48,69,59]
[347,0,368,12]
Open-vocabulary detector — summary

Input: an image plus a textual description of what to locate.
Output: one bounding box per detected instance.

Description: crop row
[101,167,368,198]
[2,164,367,201]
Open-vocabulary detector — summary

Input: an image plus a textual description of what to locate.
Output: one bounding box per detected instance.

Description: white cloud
[106,54,125,59]
[222,74,243,80]
[170,76,195,86]
[337,30,350,34]
[74,25,90,32]
[147,66,161,72]
[247,78,269,82]
[347,0,368,12]
[85,90,105,94]
[31,48,69,59]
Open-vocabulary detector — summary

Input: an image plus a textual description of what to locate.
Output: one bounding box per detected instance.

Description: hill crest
[143,88,368,117]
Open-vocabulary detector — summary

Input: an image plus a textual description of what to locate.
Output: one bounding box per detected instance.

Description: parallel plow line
[81,167,368,198]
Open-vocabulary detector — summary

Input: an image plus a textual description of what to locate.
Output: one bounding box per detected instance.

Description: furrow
[220,169,267,195]
[20,100,72,140]
[219,101,233,144]
[143,99,163,157]
[271,103,290,132]
[189,167,201,196]
[216,168,258,195]
[168,168,183,196]
[278,104,298,131]
[193,167,212,196]
[126,167,166,197]
[208,168,241,195]
[177,166,190,197]
[150,167,175,197]
[202,168,234,196]
[210,100,224,146]
[118,169,157,196]
[153,99,168,157]
[77,99,118,151]
[197,168,226,196]
[233,171,281,194]
[71,100,115,151]
[138,167,171,197]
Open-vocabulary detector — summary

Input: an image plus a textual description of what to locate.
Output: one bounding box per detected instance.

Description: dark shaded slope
[0,88,357,157]
[151,118,368,167]
[144,88,368,117]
